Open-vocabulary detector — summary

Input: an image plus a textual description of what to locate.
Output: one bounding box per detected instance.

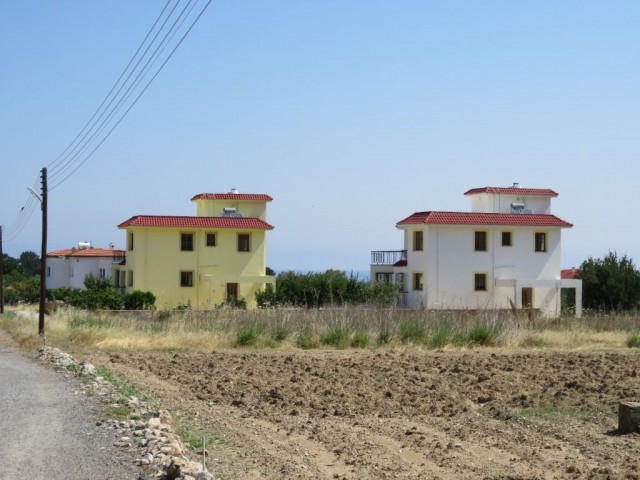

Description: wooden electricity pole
[38,168,47,336]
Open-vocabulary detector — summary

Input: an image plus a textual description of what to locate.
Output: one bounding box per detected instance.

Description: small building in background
[371,184,582,318]
[46,242,126,290]
[115,189,275,309]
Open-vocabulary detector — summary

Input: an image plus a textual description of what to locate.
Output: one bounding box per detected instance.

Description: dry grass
[1,305,639,353]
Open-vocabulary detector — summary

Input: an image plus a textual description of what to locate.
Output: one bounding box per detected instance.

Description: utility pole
[0,225,4,314]
[39,168,47,336]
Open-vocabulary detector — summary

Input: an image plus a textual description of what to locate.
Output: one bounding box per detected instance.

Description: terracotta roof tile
[396,211,573,228]
[47,248,126,258]
[561,268,580,279]
[464,187,558,197]
[117,215,274,230]
[191,193,273,202]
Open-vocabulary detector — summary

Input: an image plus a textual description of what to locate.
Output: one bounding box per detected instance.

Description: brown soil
[90,349,640,479]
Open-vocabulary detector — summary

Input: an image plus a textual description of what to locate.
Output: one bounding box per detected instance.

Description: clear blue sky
[1,1,639,272]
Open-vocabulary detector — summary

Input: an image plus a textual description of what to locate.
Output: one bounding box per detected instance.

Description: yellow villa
[115,189,275,309]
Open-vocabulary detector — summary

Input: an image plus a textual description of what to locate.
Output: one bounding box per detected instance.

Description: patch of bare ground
[88,349,640,479]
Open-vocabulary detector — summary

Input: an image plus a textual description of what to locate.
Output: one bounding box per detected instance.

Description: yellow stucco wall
[192,199,268,220]
[120,227,273,309]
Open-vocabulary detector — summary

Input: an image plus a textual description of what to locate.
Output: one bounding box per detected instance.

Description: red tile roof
[464,187,558,197]
[397,211,573,228]
[561,268,580,279]
[47,248,126,258]
[191,193,273,202]
[117,215,274,230]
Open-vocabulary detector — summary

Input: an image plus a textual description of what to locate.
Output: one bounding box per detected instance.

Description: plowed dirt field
[93,349,640,479]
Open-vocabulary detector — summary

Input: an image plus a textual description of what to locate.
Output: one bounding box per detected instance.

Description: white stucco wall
[399,225,564,317]
[469,193,552,214]
[46,257,114,290]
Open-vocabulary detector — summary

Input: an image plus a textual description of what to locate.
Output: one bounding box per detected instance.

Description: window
[395,272,405,289]
[206,233,217,247]
[474,273,487,291]
[181,233,194,251]
[413,231,423,251]
[128,232,134,251]
[99,268,106,278]
[46,266,51,277]
[535,232,547,252]
[238,233,250,252]
[474,231,487,251]
[501,231,512,247]
[114,270,120,287]
[376,272,393,282]
[180,271,194,287]
[413,272,423,291]
[128,271,134,287]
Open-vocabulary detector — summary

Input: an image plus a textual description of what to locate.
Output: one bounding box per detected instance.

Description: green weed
[321,325,350,349]
[351,329,370,348]
[398,318,426,344]
[627,331,640,348]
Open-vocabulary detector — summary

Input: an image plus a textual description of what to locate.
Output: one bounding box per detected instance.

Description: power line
[46,0,175,176]
[49,0,212,189]
[3,0,213,245]
[49,0,203,186]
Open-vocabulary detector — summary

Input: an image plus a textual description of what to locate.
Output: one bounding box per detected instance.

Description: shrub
[124,290,156,310]
[235,325,258,346]
[220,296,247,309]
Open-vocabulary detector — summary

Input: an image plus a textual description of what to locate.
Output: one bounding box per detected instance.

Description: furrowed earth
[90,349,640,479]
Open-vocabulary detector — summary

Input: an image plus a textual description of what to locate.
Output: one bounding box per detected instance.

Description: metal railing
[370,250,407,265]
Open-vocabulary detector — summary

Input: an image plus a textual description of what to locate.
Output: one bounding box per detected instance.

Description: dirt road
[0,334,139,480]
[97,348,640,479]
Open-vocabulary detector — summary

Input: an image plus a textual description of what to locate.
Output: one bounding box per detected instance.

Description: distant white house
[46,243,126,290]
[371,184,582,318]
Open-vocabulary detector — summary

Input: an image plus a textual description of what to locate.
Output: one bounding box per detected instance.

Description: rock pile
[37,347,214,480]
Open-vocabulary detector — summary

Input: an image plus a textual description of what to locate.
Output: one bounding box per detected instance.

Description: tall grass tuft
[427,320,454,349]
[296,326,318,349]
[467,324,496,346]
[321,325,350,349]
[351,329,370,348]
[627,331,640,348]
[398,317,426,344]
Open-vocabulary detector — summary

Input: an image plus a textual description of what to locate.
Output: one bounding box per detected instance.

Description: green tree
[580,251,640,312]
[19,251,40,277]
[2,254,20,276]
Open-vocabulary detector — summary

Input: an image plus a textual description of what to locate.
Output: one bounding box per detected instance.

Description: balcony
[370,250,407,265]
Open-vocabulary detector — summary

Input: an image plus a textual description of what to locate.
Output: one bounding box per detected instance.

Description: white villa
[46,243,126,290]
[371,184,582,318]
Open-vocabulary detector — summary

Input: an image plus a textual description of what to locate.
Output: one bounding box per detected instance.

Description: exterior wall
[120,227,272,309]
[469,193,552,214]
[47,257,114,289]
[193,199,267,221]
[399,225,563,317]
[46,257,70,289]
